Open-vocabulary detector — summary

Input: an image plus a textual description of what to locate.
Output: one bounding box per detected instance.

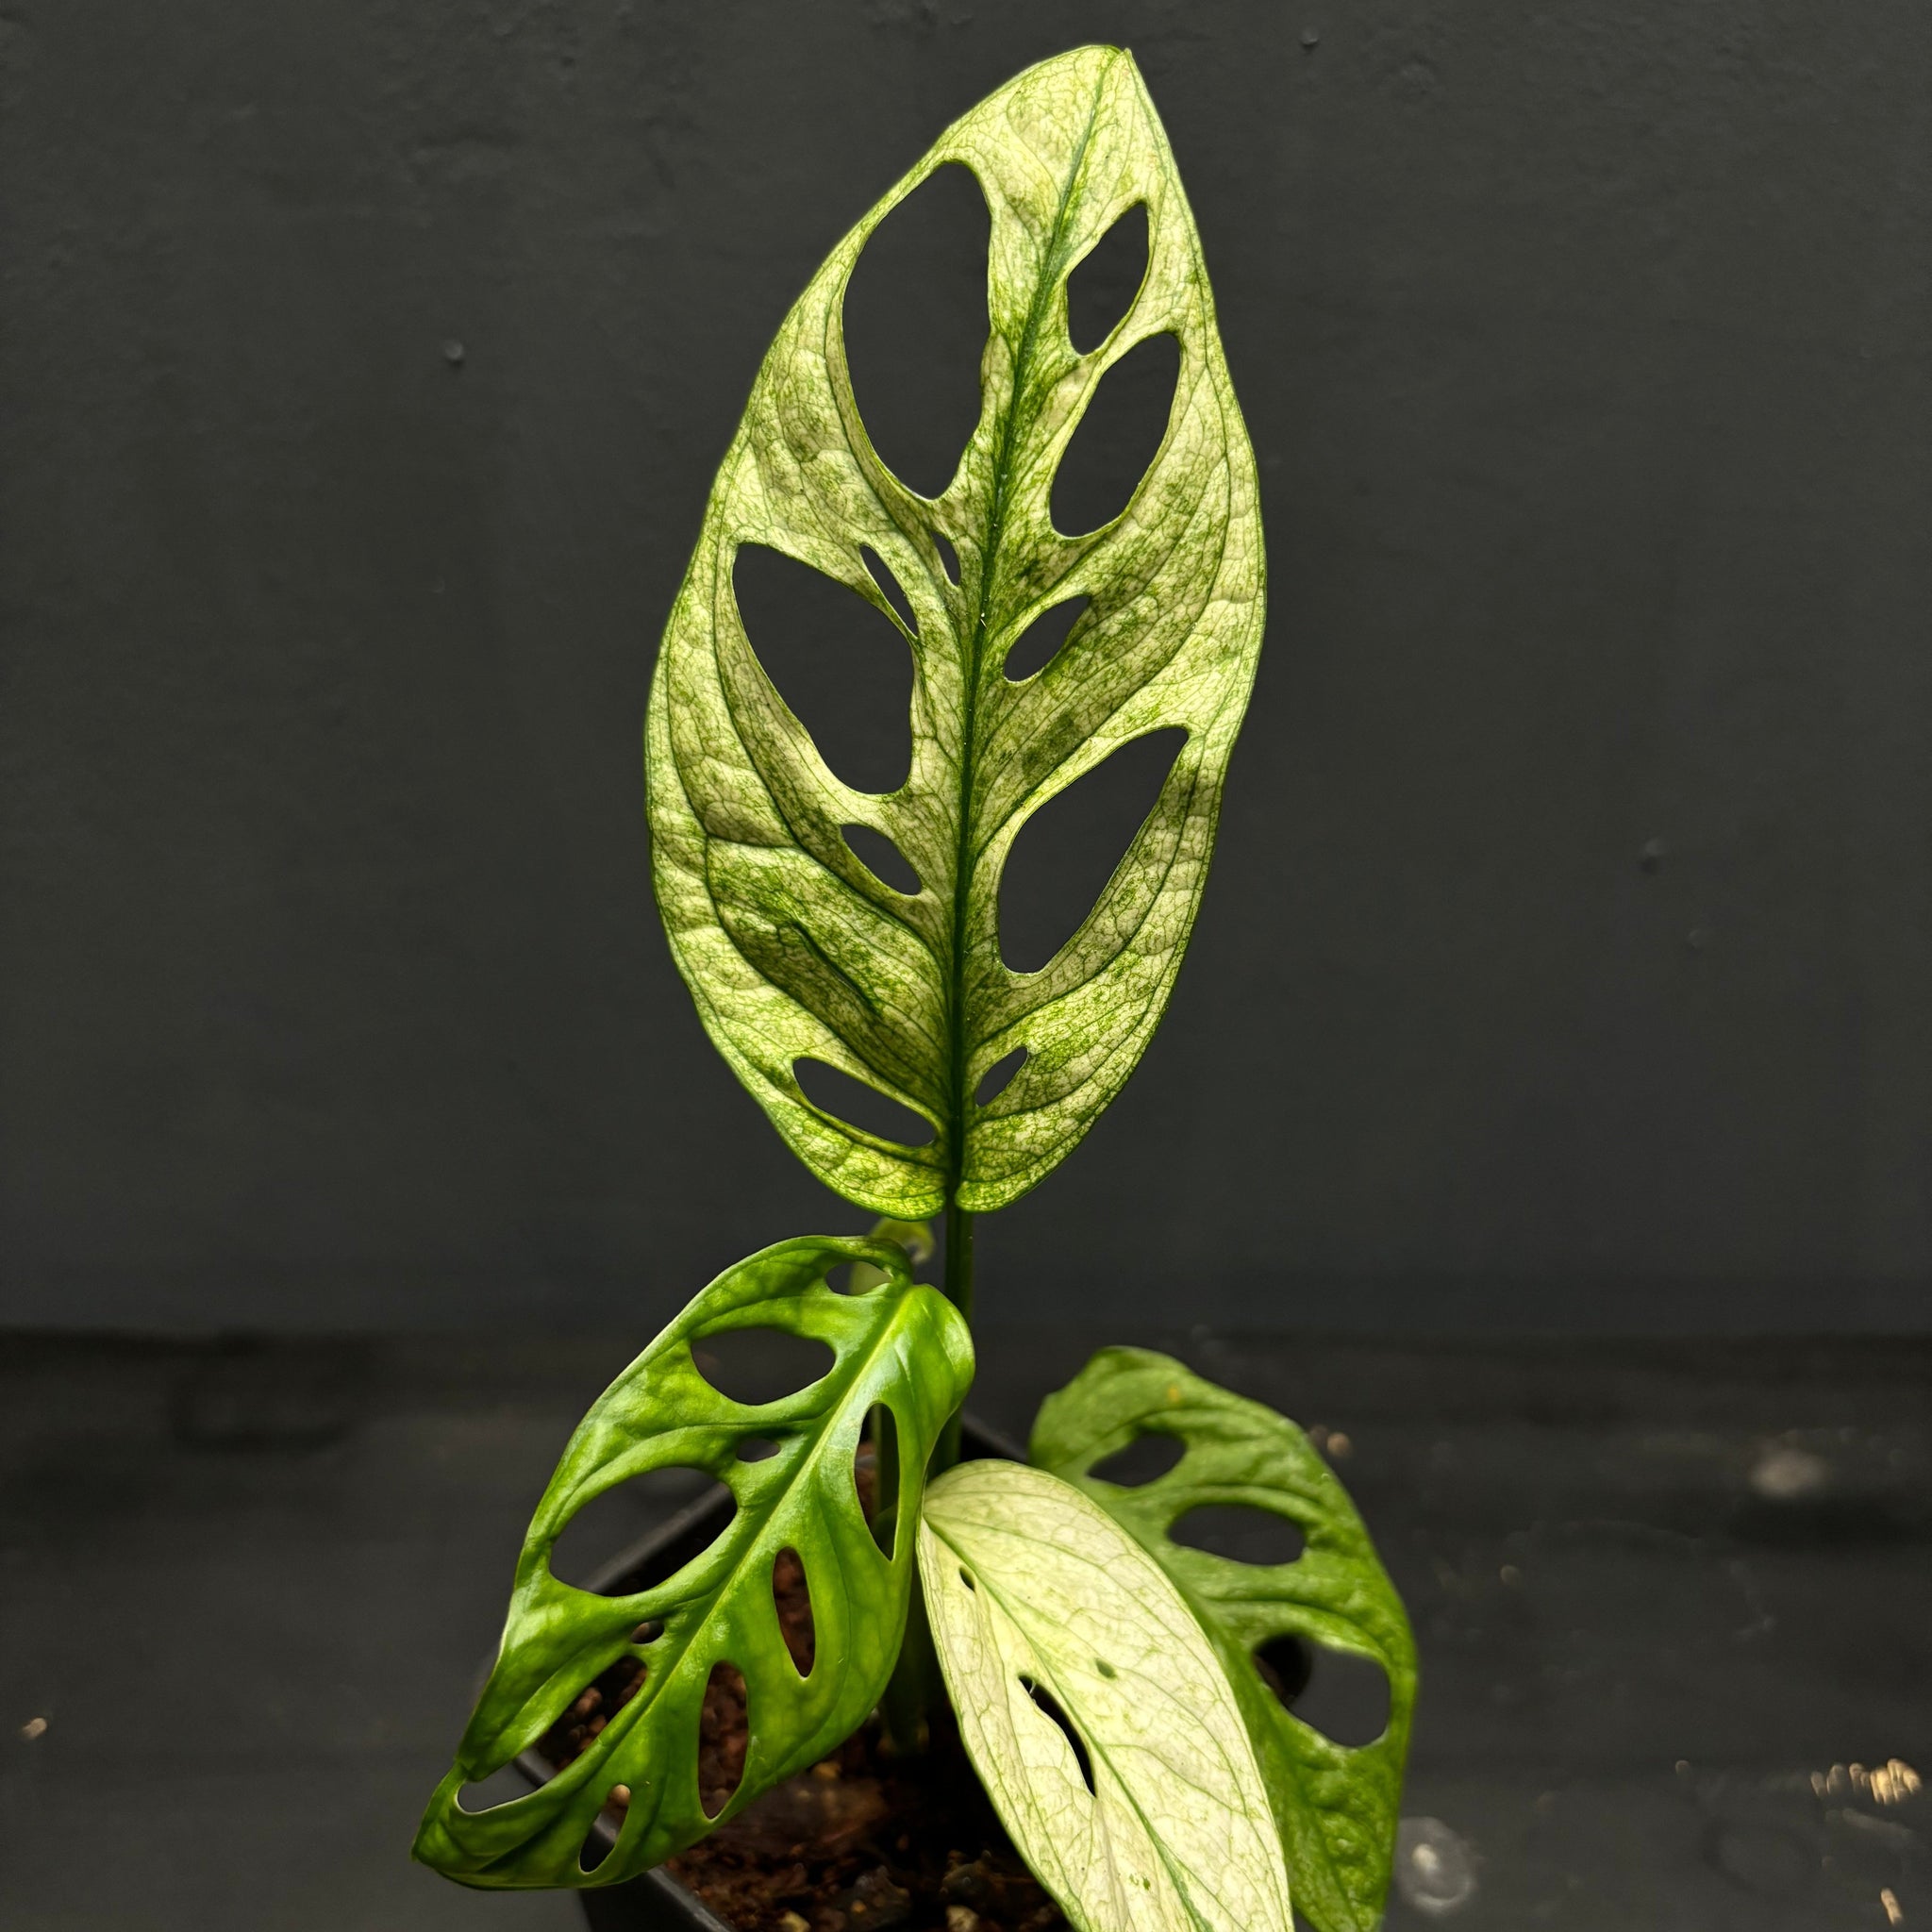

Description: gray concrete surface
[2,1327,1927,1926]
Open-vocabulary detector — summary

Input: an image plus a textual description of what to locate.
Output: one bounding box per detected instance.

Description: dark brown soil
[536,1460,1066,1932]
[666,1706,1066,1932]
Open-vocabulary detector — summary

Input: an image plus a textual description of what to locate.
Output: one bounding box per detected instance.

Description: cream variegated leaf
[918,1460,1294,1932]
[647,44,1264,1217]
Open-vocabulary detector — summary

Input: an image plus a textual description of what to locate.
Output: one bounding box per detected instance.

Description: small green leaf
[413,1236,974,1889]
[918,1459,1294,1932]
[648,43,1264,1218]
[1031,1351,1417,1932]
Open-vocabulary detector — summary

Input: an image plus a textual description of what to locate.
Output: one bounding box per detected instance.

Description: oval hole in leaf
[737,1436,780,1462]
[974,1046,1027,1106]
[1088,1431,1184,1487]
[698,1662,749,1818]
[591,1474,733,1597]
[1020,1675,1095,1795]
[773,1545,816,1675]
[578,1798,622,1873]
[841,823,922,895]
[1067,202,1149,353]
[691,1328,836,1406]
[834,1257,887,1296]
[631,1619,664,1645]
[456,1764,529,1815]
[1254,1633,1313,1706]
[1169,1504,1307,1567]
[1257,1638,1392,1749]
[793,1058,936,1147]
[1003,595,1088,683]
[860,544,919,636]
[853,1427,878,1516]
[861,1402,900,1557]
[998,727,1188,974]
[931,528,959,584]
[540,1656,648,1767]
[842,161,990,498]
[732,542,912,794]
[1051,330,1180,536]
[550,1469,733,1591]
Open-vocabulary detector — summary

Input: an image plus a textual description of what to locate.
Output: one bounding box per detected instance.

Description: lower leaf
[413,1234,974,1889]
[918,1459,1294,1932]
[1030,1349,1417,1932]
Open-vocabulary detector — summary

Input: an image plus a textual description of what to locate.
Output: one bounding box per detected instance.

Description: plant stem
[933,1205,974,1474]
[878,1561,941,1757]
[942,1201,976,1322]
[882,1203,974,1755]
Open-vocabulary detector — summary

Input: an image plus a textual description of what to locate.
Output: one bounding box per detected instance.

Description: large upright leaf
[647,44,1265,1218]
[414,1236,973,1889]
[918,1459,1294,1932]
[1031,1351,1417,1932]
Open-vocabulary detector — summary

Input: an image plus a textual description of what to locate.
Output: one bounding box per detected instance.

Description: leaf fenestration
[1030,1351,1418,1932]
[918,1459,1294,1932]
[647,44,1265,1217]
[412,1237,974,1889]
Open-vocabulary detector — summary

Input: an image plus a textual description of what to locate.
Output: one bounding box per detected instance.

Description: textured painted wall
[5,2,1929,1330]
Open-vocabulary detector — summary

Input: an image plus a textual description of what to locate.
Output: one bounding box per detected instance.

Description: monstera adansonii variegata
[417,45,1415,1932]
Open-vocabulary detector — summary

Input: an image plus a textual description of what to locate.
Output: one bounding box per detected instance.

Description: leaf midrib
[941,70,1109,1202]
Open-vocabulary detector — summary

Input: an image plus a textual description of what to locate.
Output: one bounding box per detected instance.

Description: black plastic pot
[507,1416,1025,1931]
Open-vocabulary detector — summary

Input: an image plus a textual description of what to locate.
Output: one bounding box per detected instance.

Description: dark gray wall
[5,1,1929,1333]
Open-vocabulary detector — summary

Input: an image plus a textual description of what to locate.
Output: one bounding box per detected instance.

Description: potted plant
[415,44,1415,1932]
